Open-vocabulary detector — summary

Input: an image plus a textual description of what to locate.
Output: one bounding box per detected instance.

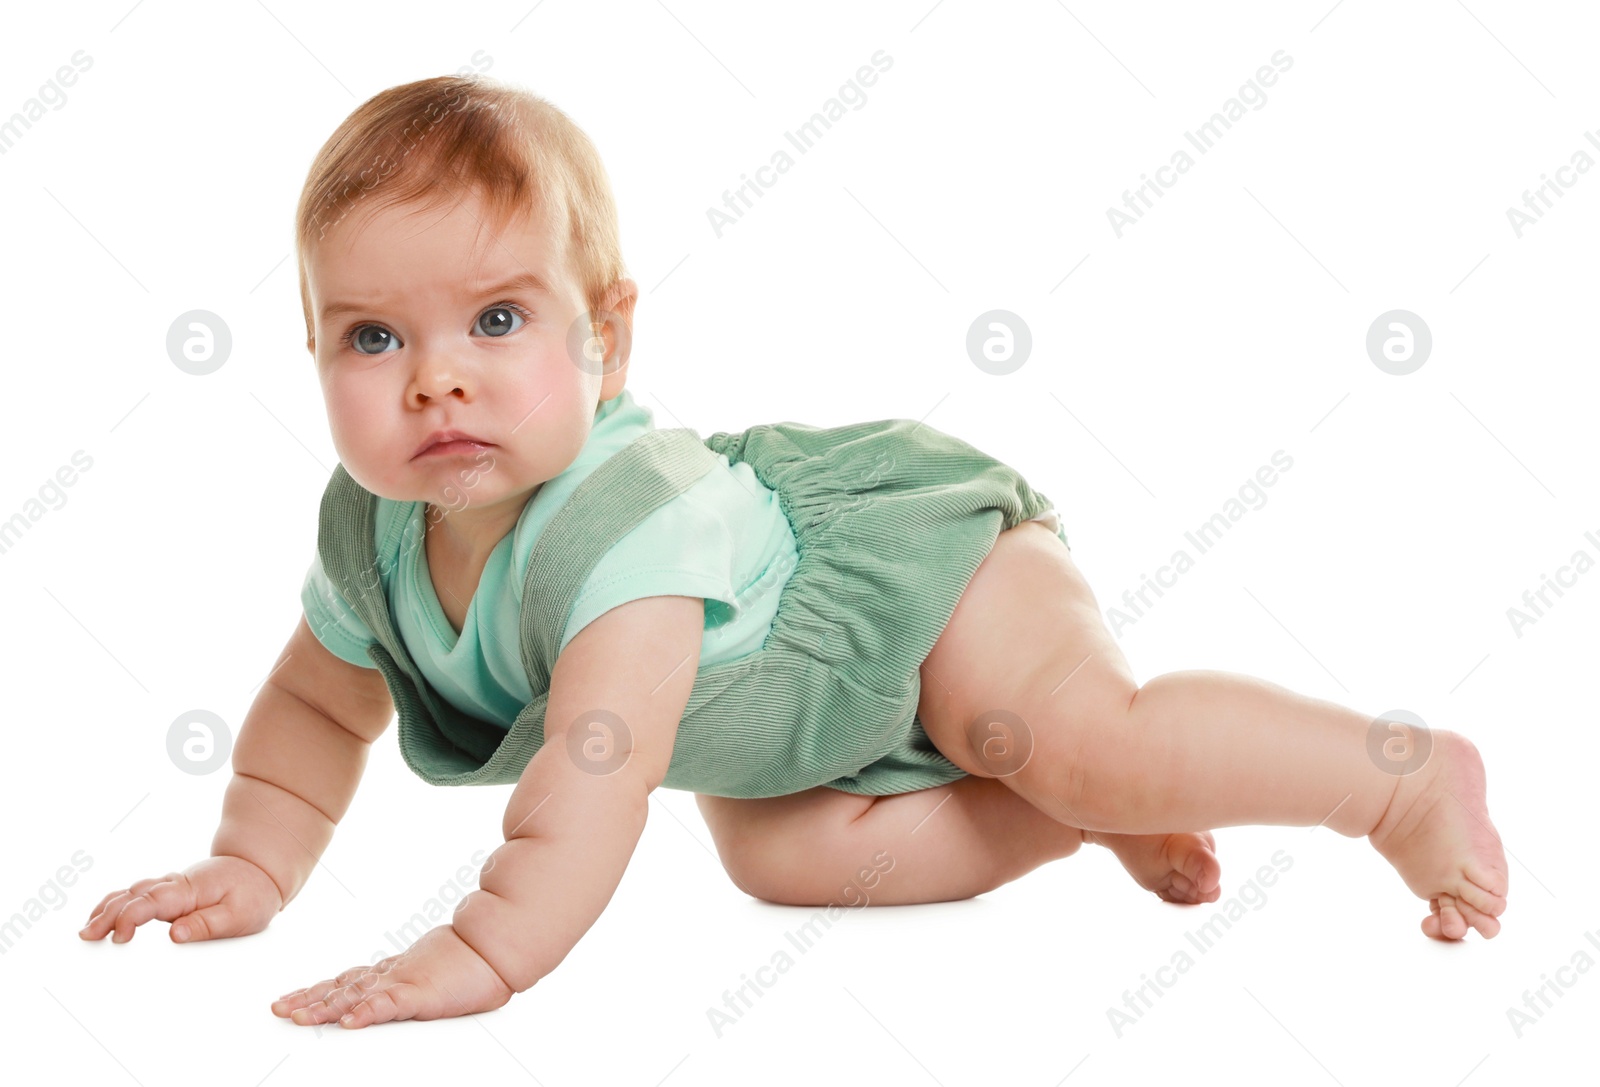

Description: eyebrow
[319,271,553,322]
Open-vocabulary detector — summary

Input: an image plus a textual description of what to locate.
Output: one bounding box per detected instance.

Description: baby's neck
[423,485,540,566]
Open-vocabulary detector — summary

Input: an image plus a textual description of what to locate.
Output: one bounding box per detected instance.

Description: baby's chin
[378,466,548,512]
[327,458,404,499]
[331,443,551,507]
[329,460,441,505]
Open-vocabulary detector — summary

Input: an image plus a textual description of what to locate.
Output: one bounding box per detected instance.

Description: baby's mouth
[415,439,493,459]
[413,429,494,459]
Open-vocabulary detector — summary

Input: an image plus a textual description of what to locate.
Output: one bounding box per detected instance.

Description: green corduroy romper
[315,417,1068,798]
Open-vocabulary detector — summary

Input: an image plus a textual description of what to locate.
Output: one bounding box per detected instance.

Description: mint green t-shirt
[300,388,800,728]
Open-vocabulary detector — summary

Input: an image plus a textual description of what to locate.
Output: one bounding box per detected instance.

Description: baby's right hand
[79,856,284,945]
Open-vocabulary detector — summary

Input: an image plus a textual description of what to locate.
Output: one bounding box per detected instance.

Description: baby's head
[294,75,636,515]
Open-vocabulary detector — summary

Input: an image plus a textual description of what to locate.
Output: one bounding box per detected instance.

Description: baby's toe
[1422,888,1503,941]
[1424,895,1469,941]
[1458,870,1509,918]
[1168,873,1194,900]
[1156,869,1219,905]
[1453,896,1502,939]
[1187,850,1221,896]
[1171,835,1221,896]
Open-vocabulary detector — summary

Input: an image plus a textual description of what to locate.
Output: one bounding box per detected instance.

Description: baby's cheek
[323,415,363,470]
[323,402,396,494]
[325,385,380,443]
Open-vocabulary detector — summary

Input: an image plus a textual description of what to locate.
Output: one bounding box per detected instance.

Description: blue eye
[475,302,528,338]
[342,324,396,355]
[339,301,533,355]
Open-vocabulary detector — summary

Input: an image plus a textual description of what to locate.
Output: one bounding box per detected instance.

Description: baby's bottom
[697,776,1086,906]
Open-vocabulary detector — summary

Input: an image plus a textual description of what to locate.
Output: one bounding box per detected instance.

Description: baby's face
[304,189,625,514]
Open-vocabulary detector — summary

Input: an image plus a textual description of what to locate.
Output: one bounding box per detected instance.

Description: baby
[79,76,1508,1029]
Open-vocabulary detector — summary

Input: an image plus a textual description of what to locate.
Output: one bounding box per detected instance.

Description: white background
[3,0,1596,1083]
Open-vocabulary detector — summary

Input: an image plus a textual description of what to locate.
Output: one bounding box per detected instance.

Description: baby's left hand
[271,923,514,1028]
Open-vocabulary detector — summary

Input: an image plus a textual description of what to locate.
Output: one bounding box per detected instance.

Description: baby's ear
[599,352,629,401]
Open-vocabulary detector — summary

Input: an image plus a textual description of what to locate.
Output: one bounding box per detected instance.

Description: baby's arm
[455,592,705,987]
[274,593,704,1026]
[212,615,395,906]
[82,615,393,943]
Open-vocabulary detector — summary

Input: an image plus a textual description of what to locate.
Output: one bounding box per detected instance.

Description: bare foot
[1089,830,1222,905]
[1367,730,1509,940]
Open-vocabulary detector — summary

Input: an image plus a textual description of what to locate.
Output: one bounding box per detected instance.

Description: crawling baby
[79,75,1509,1029]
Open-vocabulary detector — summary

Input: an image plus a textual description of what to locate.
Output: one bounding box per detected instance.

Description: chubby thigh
[913,519,1140,787]
[694,775,1084,906]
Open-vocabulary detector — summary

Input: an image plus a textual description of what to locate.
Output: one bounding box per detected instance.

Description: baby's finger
[291,970,415,1029]
[272,961,387,1018]
[80,892,134,939]
[82,874,180,936]
[86,889,125,921]
[110,878,194,944]
[85,877,172,922]
[329,982,425,1029]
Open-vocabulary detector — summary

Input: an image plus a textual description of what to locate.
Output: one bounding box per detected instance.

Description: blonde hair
[294,76,628,352]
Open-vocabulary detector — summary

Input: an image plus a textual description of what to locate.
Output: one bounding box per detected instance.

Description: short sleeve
[559,488,741,654]
[300,550,381,669]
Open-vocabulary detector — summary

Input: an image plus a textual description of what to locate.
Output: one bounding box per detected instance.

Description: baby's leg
[696,777,1218,907]
[698,776,1077,906]
[915,521,1509,939]
[1088,829,1222,905]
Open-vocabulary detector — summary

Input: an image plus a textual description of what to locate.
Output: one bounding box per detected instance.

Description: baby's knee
[721,844,833,906]
[698,789,879,905]
[1043,698,1166,831]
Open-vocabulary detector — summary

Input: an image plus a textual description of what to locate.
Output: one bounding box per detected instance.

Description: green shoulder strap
[316,427,719,786]
[315,468,501,768]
